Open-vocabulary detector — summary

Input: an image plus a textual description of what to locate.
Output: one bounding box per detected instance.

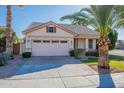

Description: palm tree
[60,12,89,26]
[61,7,119,50]
[61,6,119,69]
[6,5,12,53]
[114,6,124,28]
[6,5,23,54]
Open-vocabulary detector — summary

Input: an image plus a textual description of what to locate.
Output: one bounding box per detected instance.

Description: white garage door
[32,39,69,56]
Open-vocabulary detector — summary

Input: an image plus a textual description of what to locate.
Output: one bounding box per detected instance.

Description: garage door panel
[32,40,69,56]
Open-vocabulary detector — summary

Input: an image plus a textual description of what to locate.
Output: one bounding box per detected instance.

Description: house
[21,21,100,56]
[116,40,124,49]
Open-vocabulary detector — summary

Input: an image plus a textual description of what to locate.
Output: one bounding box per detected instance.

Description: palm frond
[60,12,89,26]
[61,5,124,37]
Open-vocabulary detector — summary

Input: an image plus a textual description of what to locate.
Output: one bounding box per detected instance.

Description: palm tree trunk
[98,44,109,68]
[98,36,110,70]
[6,5,13,54]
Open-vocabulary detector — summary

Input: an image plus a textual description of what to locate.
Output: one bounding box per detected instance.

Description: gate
[13,43,20,55]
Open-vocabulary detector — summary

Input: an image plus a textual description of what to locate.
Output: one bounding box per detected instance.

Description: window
[33,40,41,43]
[27,40,30,42]
[47,27,56,33]
[52,40,59,43]
[60,40,67,43]
[43,40,50,43]
[88,39,93,49]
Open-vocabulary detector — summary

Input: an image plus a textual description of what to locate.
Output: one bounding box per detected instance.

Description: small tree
[0,26,19,52]
[0,26,6,52]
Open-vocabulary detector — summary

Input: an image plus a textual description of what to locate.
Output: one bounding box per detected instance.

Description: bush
[69,49,85,58]
[74,49,85,58]
[85,51,99,57]
[0,52,9,66]
[69,50,74,57]
[22,52,31,58]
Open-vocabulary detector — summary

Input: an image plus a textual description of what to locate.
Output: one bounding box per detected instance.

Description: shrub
[85,51,99,57]
[0,52,9,66]
[69,49,85,58]
[69,50,74,57]
[22,52,31,58]
[74,49,85,58]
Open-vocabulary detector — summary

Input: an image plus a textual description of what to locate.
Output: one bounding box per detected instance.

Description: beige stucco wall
[26,26,74,38]
[24,25,74,52]
[24,36,74,52]
[20,43,25,54]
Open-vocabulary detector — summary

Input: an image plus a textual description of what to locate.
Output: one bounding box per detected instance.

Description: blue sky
[0,5,124,40]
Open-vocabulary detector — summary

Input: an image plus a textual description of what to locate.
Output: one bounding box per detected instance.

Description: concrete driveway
[0,56,124,88]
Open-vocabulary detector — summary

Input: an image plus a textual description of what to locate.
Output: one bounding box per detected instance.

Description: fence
[13,43,20,55]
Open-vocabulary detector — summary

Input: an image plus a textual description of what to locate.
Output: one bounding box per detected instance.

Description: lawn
[81,55,124,70]
[109,55,124,60]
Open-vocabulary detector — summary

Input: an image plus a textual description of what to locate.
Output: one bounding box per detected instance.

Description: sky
[0,5,124,40]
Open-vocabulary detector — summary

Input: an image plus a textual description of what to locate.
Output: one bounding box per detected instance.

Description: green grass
[81,56,124,70]
[82,58,98,64]
[109,55,124,60]
[109,61,124,70]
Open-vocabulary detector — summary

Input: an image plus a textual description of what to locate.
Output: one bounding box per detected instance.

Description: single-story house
[21,21,100,56]
[116,40,124,49]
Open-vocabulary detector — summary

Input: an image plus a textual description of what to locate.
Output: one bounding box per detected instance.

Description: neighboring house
[116,40,124,49]
[21,21,100,56]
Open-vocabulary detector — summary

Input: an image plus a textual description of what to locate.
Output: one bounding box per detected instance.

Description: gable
[23,21,99,38]
[26,24,74,37]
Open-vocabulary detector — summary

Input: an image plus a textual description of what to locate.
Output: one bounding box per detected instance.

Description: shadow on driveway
[98,67,116,88]
[15,56,80,76]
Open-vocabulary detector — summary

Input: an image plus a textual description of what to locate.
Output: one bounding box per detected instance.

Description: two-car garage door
[32,39,69,56]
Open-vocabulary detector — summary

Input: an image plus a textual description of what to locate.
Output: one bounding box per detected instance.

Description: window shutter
[46,26,48,32]
[54,27,56,32]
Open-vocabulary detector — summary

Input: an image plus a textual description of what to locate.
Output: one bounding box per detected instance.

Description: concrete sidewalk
[0,71,124,88]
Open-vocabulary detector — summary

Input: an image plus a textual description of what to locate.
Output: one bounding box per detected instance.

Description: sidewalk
[0,69,124,88]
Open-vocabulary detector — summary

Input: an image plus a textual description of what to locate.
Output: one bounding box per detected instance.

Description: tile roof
[25,22,99,36]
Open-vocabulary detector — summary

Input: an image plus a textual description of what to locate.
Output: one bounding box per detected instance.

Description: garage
[32,39,69,56]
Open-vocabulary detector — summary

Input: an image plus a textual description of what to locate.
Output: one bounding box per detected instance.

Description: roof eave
[75,34,100,39]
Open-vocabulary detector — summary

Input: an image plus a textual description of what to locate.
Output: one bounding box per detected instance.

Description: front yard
[81,55,124,72]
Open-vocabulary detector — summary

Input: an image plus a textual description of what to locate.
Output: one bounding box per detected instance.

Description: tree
[6,5,23,54]
[114,6,124,28]
[61,10,118,51]
[0,26,6,52]
[0,26,20,52]
[61,6,119,69]
[60,12,89,26]
[6,5,12,53]
[108,29,118,50]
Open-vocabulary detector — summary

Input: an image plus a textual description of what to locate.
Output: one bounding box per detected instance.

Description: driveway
[0,56,124,88]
